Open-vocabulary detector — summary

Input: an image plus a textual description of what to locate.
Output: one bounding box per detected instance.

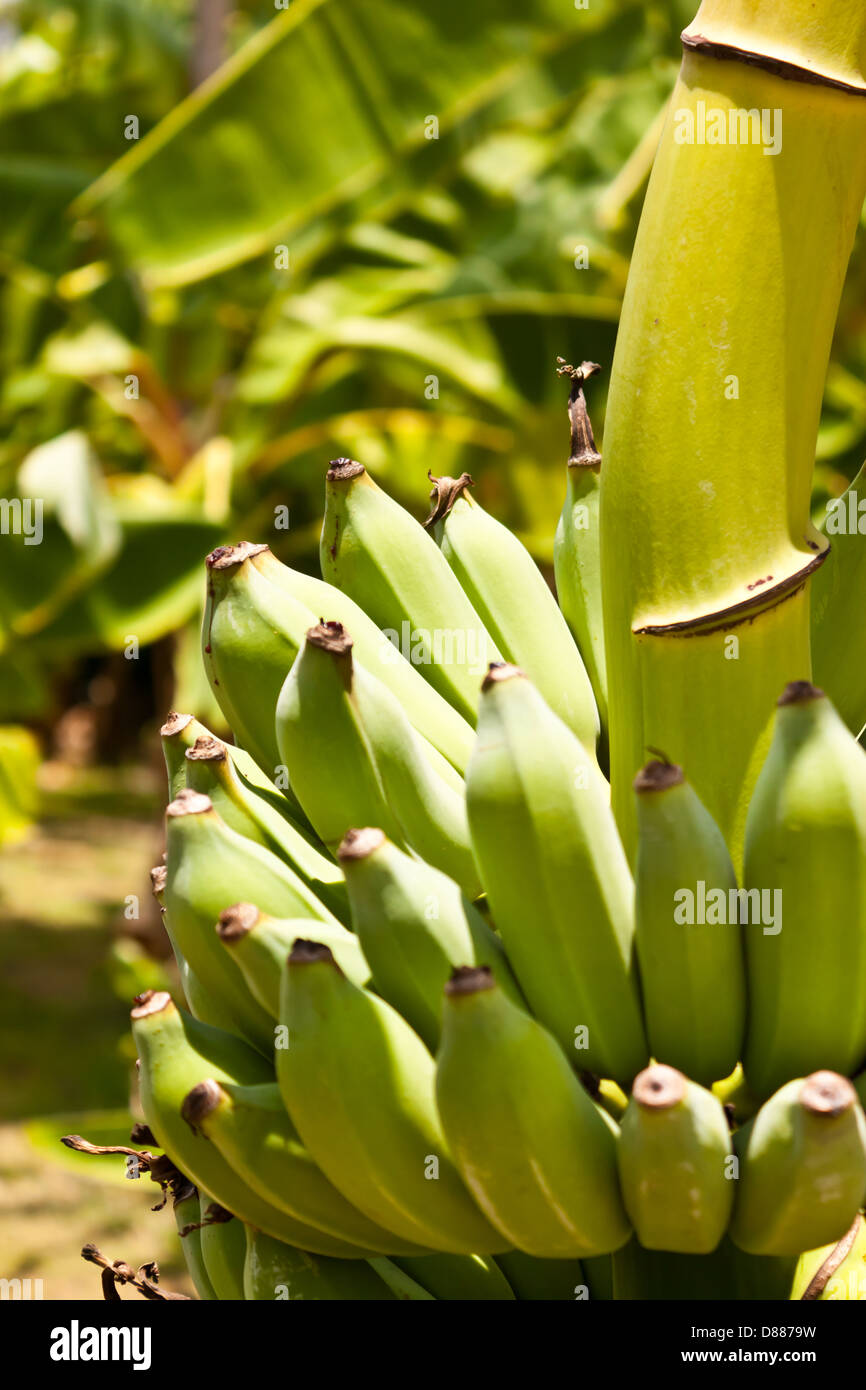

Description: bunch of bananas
[112,388,866,1301]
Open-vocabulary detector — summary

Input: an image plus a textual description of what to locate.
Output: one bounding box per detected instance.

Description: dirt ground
[0,765,194,1300]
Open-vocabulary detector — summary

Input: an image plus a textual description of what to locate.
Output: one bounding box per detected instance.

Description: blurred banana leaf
[0,725,40,845]
[75,0,622,287]
[1,0,864,744]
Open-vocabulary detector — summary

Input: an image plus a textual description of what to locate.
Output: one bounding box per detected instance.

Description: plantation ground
[0,770,193,1300]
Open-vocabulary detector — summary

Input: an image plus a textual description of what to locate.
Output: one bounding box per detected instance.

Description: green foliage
[1,0,864,764]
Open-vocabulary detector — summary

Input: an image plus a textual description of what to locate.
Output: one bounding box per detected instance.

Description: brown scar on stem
[681,32,866,96]
[633,547,829,638]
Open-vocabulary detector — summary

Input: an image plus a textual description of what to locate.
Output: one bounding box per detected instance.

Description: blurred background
[2,0,865,1298]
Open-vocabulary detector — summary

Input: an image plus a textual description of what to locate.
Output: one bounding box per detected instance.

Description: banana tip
[181,1080,223,1131]
[632,1064,687,1110]
[217,903,261,941]
[130,990,173,1021]
[481,662,525,692]
[289,939,338,968]
[801,1071,856,1118]
[166,788,213,818]
[307,621,353,656]
[186,735,228,764]
[326,458,365,483]
[160,711,193,738]
[633,759,684,793]
[777,680,825,707]
[445,965,496,997]
[338,827,386,862]
[206,542,269,571]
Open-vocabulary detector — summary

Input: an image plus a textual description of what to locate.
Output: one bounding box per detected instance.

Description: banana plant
[69,0,866,1304]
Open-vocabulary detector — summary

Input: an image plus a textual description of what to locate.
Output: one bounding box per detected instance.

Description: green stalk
[600,0,866,863]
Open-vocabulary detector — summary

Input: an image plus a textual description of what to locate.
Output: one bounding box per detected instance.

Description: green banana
[553,360,607,741]
[611,1238,798,1302]
[616,1064,734,1254]
[633,758,745,1086]
[435,965,631,1259]
[320,459,502,720]
[217,902,369,1019]
[161,711,213,800]
[791,1216,866,1301]
[276,940,507,1254]
[465,663,646,1084]
[250,544,475,774]
[202,542,316,777]
[164,787,338,1052]
[336,827,521,1051]
[496,1253,588,1301]
[243,1229,396,1301]
[181,1078,425,1255]
[184,734,348,921]
[173,1183,216,1300]
[391,1253,515,1301]
[198,1202,247,1301]
[276,623,480,894]
[131,990,375,1257]
[153,859,243,1034]
[729,1071,866,1257]
[427,470,598,753]
[742,681,866,1098]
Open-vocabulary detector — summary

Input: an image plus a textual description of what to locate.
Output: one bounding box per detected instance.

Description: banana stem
[600,0,866,863]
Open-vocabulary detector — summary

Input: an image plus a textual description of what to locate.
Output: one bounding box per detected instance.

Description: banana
[729,1071,866,1257]
[164,787,338,1051]
[131,990,376,1257]
[181,1078,425,1256]
[435,965,631,1258]
[249,544,475,775]
[184,734,348,921]
[495,1253,587,1301]
[153,857,245,1034]
[243,1229,397,1301]
[426,470,598,752]
[217,903,369,1019]
[633,758,745,1086]
[336,827,521,1050]
[391,1253,515,1301]
[742,681,866,1098]
[161,711,213,800]
[553,360,608,740]
[611,1238,798,1301]
[790,1216,866,1301]
[274,622,404,850]
[276,623,480,893]
[320,459,502,720]
[616,1064,734,1254]
[465,663,646,1084]
[276,940,508,1254]
[173,1183,216,1300]
[198,1202,247,1301]
[202,542,317,777]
